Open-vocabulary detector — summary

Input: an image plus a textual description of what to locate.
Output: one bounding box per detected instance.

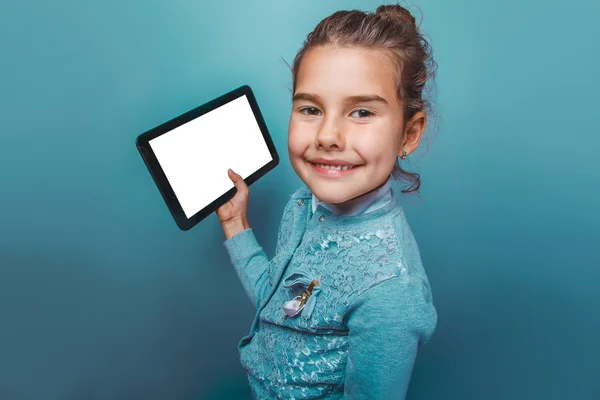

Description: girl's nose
[316,117,345,150]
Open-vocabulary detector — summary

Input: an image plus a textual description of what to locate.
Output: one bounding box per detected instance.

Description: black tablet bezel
[136,85,279,231]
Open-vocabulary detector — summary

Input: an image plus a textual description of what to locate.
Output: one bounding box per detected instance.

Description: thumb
[228,169,246,189]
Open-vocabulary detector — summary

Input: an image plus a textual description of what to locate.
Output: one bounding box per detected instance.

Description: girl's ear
[400,111,427,157]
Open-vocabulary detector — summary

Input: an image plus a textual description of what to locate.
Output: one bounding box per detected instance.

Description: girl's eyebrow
[292,92,388,105]
[344,95,389,105]
[292,92,323,104]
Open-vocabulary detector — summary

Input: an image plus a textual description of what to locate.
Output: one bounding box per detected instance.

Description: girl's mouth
[308,161,361,178]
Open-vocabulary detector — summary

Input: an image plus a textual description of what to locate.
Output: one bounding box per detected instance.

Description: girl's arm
[342,277,437,399]
[218,169,274,310]
[223,227,272,310]
[222,191,294,310]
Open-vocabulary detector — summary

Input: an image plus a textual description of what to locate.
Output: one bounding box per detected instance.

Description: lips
[310,162,355,170]
[308,160,361,177]
[309,157,359,167]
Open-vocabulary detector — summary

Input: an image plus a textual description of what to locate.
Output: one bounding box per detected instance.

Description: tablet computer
[136,85,279,231]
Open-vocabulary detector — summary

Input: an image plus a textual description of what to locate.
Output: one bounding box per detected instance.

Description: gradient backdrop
[1,0,599,399]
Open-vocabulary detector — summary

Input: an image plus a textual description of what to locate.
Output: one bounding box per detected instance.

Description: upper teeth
[315,163,354,170]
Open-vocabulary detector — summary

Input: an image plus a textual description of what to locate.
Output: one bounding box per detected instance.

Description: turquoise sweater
[223,178,437,399]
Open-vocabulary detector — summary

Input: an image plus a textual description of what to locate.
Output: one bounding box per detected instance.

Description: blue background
[1,0,599,399]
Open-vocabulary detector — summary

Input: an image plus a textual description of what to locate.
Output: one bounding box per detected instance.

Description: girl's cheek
[356,142,389,166]
[287,131,306,157]
[289,122,311,148]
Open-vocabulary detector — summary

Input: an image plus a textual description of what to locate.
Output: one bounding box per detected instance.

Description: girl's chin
[308,185,362,203]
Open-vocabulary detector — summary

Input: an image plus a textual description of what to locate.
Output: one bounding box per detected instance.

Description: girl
[217,4,437,399]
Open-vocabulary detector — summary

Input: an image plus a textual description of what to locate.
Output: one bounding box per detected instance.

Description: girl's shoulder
[319,204,432,301]
[329,216,424,286]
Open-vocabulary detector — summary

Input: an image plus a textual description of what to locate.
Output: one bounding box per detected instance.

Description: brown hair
[289,3,438,193]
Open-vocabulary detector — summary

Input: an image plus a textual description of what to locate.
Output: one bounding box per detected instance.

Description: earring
[400,150,407,160]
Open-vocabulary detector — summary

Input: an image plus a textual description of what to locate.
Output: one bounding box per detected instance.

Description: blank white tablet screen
[148,95,273,218]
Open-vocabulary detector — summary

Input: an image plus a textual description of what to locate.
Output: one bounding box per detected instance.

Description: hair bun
[376,4,416,25]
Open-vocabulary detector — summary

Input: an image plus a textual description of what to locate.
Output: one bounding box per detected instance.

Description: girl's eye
[300,107,321,116]
[351,109,374,118]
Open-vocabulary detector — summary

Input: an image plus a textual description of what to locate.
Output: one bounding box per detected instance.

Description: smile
[313,163,355,170]
[308,161,361,177]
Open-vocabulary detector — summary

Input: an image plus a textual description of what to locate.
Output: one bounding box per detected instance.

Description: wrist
[222,216,250,240]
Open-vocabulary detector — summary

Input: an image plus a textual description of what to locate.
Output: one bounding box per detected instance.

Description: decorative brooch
[282,271,321,319]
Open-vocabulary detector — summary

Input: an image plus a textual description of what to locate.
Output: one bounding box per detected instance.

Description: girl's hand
[216,169,250,226]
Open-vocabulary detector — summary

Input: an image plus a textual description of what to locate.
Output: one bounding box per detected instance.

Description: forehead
[295,45,399,102]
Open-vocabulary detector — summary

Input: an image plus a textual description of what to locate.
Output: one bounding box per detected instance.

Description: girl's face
[288,45,407,207]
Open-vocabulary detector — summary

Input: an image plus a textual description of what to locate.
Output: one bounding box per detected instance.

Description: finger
[228,169,247,191]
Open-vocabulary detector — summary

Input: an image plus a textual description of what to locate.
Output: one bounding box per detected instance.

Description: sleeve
[222,199,292,310]
[341,277,437,400]
[222,228,273,310]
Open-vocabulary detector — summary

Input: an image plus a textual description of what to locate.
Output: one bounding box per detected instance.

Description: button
[297,199,304,206]
[318,215,325,222]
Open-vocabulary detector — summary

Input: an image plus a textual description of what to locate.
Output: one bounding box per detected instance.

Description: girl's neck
[312,175,393,216]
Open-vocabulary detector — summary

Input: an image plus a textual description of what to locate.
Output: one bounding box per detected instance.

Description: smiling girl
[217,4,438,399]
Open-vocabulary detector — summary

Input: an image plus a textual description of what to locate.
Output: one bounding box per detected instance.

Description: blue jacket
[223,180,437,399]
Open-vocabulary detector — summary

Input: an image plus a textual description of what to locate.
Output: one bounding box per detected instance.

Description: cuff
[222,228,261,264]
